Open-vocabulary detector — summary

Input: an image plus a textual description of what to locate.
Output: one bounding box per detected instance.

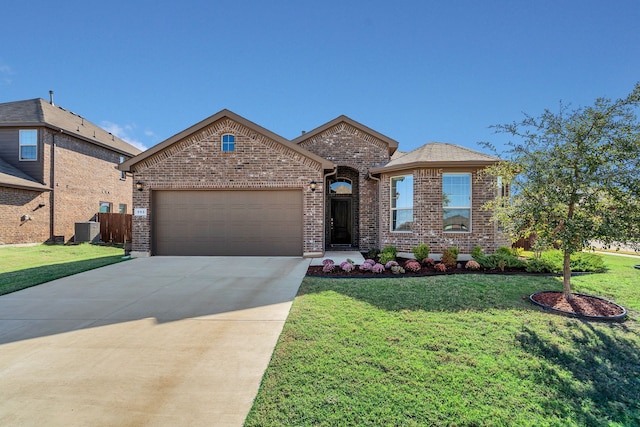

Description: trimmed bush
[365,248,380,260]
[412,244,430,262]
[441,248,458,269]
[372,263,385,274]
[465,260,481,270]
[471,245,484,259]
[434,263,447,272]
[525,258,556,273]
[538,250,605,273]
[405,260,421,272]
[379,252,396,265]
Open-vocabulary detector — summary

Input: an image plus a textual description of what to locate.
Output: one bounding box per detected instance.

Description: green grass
[246,255,640,426]
[0,243,127,295]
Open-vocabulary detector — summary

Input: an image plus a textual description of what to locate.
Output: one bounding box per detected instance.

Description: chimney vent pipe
[49,90,54,105]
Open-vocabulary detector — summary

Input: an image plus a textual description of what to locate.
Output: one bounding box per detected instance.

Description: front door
[330,199,352,245]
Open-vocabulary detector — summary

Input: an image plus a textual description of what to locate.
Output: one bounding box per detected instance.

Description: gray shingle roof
[0,157,50,191]
[370,142,499,173]
[0,98,142,156]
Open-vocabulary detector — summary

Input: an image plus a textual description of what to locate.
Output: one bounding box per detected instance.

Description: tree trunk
[563,251,572,301]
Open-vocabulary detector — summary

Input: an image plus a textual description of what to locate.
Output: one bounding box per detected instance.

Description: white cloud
[101,121,148,151]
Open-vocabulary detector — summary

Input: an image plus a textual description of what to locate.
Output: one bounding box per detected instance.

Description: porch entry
[330,198,352,245]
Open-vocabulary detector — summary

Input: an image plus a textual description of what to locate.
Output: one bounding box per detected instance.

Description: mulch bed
[530,291,626,320]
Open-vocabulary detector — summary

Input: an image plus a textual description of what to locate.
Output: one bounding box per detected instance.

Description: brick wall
[379,167,509,254]
[298,122,390,250]
[43,129,134,242]
[0,188,50,244]
[130,118,325,255]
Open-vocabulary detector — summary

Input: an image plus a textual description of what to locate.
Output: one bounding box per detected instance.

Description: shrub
[365,248,380,260]
[363,259,376,266]
[441,248,458,269]
[448,246,460,257]
[434,263,447,272]
[412,244,430,262]
[525,258,556,273]
[471,245,484,259]
[405,260,421,272]
[391,265,405,274]
[359,262,373,271]
[379,252,396,265]
[381,245,398,258]
[385,260,399,269]
[322,259,334,266]
[422,257,435,266]
[538,250,605,273]
[465,260,481,270]
[475,253,526,270]
[496,246,513,257]
[322,263,335,273]
[372,263,385,274]
[340,261,355,273]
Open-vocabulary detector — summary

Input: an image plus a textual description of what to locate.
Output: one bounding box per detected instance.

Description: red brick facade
[1,127,135,244]
[128,117,326,255]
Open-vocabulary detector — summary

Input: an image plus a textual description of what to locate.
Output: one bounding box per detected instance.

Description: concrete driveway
[0,256,310,427]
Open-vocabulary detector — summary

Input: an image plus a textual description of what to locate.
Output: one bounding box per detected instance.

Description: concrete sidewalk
[0,256,310,426]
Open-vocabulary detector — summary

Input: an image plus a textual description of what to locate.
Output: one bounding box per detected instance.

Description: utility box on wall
[74,221,100,243]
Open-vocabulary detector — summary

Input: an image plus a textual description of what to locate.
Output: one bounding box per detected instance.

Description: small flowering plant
[359,262,373,271]
[372,263,385,274]
[465,260,481,270]
[434,263,447,272]
[322,259,335,266]
[340,261,355,273]
[391,265,405,274]
[422,257,435,266]
[405,260,421,273]
[385,260,399,269]
[322,263,336,273]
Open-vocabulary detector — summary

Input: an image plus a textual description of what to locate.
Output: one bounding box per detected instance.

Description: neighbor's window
[118,203,127,214]
[391,175,413,231]
[19,129,38,160]
[330,178,352,194]
[443,173,471,232]
[119,156,126,180]
[99,201,112,213]
[221,134,235,152]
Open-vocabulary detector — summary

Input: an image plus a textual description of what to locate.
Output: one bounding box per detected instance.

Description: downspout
[322,166,337,252]
[368,171,381,249]
[49,130,62,242]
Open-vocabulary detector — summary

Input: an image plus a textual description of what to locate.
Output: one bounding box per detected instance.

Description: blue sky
[1,1,638,154]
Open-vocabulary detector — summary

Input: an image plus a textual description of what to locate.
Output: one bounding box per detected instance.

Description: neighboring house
[119,109,508,257]
[0,97,142,245]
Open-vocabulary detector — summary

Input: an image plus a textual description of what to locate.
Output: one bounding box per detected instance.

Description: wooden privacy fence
[97,212,132,244]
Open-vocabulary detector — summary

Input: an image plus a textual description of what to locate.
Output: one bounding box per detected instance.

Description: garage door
[152,190,303,256]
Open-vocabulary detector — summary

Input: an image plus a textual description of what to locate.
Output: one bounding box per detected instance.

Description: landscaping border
[529,291,627,322]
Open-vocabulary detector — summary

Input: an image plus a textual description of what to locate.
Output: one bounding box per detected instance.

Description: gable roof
[370,142,499,174]
[0,98,142,157]
[120,109,335,172]
[0,157,50,191]
[291,115,399,156]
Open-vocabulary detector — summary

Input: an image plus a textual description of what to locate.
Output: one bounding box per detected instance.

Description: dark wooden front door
[330,199,351,245]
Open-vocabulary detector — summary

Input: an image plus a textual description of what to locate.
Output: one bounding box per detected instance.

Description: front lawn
[246,255,640,426]
[0,243,126,295]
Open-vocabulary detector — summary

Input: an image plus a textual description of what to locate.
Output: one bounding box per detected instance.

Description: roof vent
[301,130,306,135]
[49,90,54,106]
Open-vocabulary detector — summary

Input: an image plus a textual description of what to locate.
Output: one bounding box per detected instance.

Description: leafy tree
[483,84,640,299]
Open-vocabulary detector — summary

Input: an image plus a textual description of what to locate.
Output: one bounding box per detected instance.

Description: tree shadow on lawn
[517,321,640,425]
[298,274,565,313]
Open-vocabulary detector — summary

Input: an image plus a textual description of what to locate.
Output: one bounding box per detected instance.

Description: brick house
[119,109,508,257]
[0,97,142,245]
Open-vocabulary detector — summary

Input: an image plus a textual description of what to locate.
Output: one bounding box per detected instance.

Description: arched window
[221,134,235,152]
[330,178,352,194]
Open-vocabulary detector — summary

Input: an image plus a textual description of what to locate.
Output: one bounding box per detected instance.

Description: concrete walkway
[0,256,310,427]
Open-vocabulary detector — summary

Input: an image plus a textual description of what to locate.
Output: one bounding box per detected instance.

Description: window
[19,129,38,160]
[443,173,471,232]
[330,178,352,194]
[118,204,127,214]
[221,134,235,152]
[119,156,126,180]
[391,175,413,231]
[99,202,112,213]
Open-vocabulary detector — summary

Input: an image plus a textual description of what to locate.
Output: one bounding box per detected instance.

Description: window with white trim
[443,173,471,232]
[391,175,413,231]
[99,201,112,213]
[19,129,38,161]
[221,134,235,152]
